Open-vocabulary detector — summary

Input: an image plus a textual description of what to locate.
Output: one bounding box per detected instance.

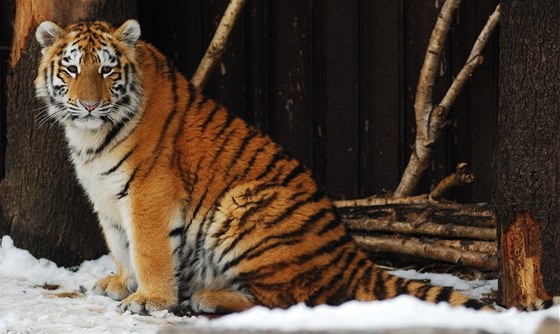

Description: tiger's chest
[71,152,131,221]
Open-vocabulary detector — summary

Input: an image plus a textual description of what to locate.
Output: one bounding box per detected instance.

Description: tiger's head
[35,20,142,130]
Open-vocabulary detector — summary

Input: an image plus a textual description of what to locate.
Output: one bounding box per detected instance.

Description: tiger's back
[34,19,559,315]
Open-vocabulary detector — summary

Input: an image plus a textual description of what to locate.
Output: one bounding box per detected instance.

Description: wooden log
[339,203,495,228]
[354,235,498,271]
[432,239,496,254]
[339,202,498,270]
[345,217,496,241]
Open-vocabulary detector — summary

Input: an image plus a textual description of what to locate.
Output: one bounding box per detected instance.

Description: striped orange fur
[34,20,557,315]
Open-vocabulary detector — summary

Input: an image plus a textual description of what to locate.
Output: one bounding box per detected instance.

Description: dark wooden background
[0,0,499,202]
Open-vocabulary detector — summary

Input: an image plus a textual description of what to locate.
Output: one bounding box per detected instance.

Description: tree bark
[0,0,137,266]
[495,0,560,307]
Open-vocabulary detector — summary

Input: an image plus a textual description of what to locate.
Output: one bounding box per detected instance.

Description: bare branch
[394,2,500,198]
[191,0,247,90]
[440,4,501,110]
[393,0,462,198]
[334,194,432,208]
[335,163,474,207]
[429,162,474,200]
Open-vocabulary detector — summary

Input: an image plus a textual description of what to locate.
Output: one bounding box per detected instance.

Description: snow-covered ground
[1,235,558,334]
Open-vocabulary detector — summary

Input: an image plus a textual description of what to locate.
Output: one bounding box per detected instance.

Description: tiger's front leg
[117,191,178,315]
[93,215,137,301]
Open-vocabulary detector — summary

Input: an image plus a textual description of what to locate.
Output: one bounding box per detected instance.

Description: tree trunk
[494,0,560,307]
[0,0,137,267]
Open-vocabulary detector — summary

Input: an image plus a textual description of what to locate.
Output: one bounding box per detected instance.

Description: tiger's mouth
[70,113,106,130]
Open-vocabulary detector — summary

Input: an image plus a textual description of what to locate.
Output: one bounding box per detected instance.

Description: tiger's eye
[101,66,113,75]
[67,65,78,74]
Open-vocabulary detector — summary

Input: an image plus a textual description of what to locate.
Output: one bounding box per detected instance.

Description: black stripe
[434,287,453,303]
[240,146,266,178]
[216,192,280,266]
[317,215,341,235]
[209,126,239,166]
[255,151,288,180]
[347,257,368,297]
[200,102,222,131]
[373,270,387,300]
[213,111,235,141]
[101,146,136,176]
[217,224,257,264]
[281,164,305,187]
[123,64,130,90]
[415,284,432,301]
[116,167,138,199]
[394,277,409,296]
[245,237,303,262]
[144,65,178,175]
[225,130,259,174]
[225,238,304,275]
[169,227,184,238]
[172,82,197,152]
[258,207,330,244]
[359,265,374,298]
[148,46,164,73]
[265,197,310,228]
[93,118,129,155]
[250,245,349,293]
[464,299,485,310]
[320,252,360,305]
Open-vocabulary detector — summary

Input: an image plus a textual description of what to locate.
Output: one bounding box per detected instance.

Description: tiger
[33,19,559,315]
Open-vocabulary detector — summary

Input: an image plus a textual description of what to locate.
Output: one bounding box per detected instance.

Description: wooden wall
[0,0,499,202]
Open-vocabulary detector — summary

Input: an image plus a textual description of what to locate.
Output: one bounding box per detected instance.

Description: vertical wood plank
[267,0,313,168]
[358,0,401,197]
[244,0,269,131]
[137,0,203,77]
[314,0,359,199]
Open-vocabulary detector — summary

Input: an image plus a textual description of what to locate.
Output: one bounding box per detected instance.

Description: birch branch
[345,217,496,241]
[428,162,474,200]
[353,235,498,271]
[334,163,473,208]
[394,3,501,198]
[393,0,463,198]
[440,4,501,110]
[191,0,247,90]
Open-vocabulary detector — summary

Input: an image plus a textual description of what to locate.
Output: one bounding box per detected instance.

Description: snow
[1,235,558,334]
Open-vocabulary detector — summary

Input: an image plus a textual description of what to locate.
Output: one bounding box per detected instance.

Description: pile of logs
[339,203,497,271]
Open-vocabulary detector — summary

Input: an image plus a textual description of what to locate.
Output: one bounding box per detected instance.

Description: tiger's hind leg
[190,288,255,314]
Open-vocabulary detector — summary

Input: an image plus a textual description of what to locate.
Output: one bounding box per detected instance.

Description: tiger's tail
[520,296,560,311]
[352,263,490,310]
[352,262,560,312]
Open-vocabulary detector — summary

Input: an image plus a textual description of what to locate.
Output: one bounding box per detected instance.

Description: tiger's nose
[80,100,99,111]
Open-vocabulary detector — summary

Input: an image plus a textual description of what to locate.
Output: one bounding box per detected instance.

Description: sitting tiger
[33,19,558,315]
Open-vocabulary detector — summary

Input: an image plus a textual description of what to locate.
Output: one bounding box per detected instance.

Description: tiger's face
[35,20,142,130]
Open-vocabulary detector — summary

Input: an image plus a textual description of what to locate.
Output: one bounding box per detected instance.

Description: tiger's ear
[114,19,141,47]
[36,21,64,49]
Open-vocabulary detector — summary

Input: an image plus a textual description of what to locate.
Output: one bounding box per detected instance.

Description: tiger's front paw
[93,275,132,301]
[117,291,176,315]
